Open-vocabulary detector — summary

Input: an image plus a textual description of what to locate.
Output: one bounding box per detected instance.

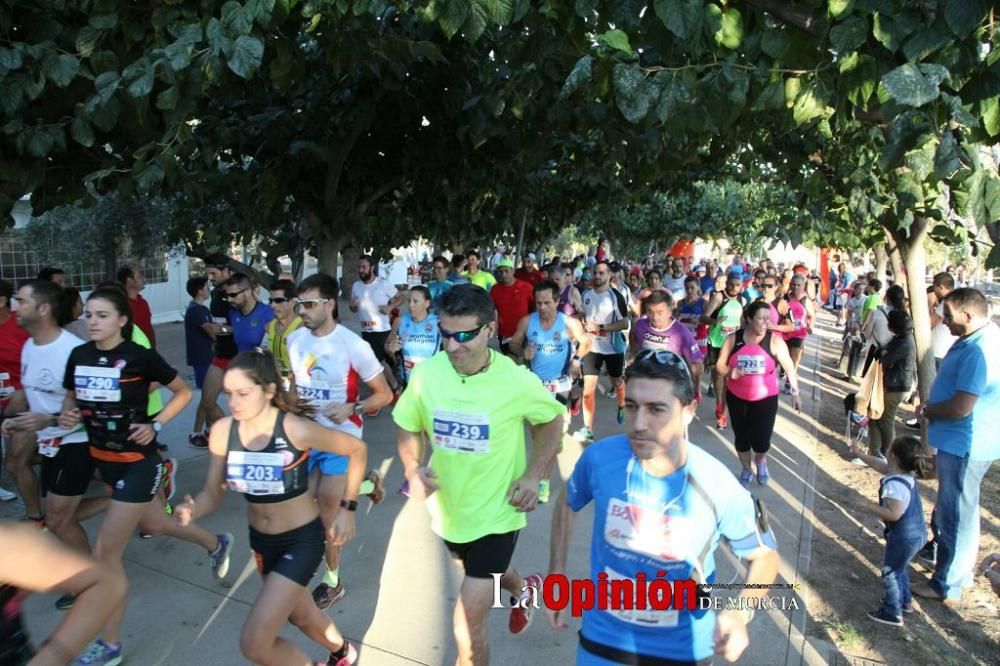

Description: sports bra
[226,412,310,504]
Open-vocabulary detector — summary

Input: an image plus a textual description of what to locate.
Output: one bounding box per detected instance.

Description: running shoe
[572,427,594,444]
[162,457,178,502]
[0,486,16,501]
[209,532,234,580]
[715,405,728,430]
[318,640,358,666]
[904,417,920,431]
[187,433,208,449]
[55,593,75,610]
[866,608,902,627]
[917,541,937,567]
[738,468,752,490]
[902,603,914,614]
[538,479,551,504]
[616,406,625,425]
[756,460,770,485]
[313,581,346,609]
[365,470,385,505]
[72,639,122,666]
[509,573,543,634]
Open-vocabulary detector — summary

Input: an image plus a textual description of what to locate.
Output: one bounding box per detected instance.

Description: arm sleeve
[142,348,179,386]
[955,347,988,396]
[565,447,594,511]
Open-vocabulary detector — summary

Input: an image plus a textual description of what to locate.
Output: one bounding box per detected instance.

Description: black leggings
[726,393,779,454]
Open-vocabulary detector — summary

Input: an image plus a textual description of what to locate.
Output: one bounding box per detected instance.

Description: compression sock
[323,567,340,588]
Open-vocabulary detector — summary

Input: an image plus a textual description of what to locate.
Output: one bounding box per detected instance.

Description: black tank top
[225,412,310,504]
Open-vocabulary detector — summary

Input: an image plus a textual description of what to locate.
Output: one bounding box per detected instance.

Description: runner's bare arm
[508,315,531,358]
[510,417,562,512]
[565,317,591,358]
[286,415,366,503]
[770,336,802,410]
[700,293,721,325]
[386,316,402,354]
[176,418,232,524]
[714,545,780,662]
[0,523,126,666]
[397,428,438,499]
[546,485,577,630]
[57,390,80,430]
[129,375,192,445]
[714,335,735,378]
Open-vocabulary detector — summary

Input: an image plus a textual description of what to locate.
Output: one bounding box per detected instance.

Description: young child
[183,276,215,447]
[850,435,926,626]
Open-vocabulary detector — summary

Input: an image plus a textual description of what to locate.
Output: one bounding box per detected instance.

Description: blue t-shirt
[727,264,745,279]
[566,435,768,663]
[427,280,454,311]
[183,301,214,367]
[229,302,275,353]
[928,323,1000,461]
[698,276,715,295]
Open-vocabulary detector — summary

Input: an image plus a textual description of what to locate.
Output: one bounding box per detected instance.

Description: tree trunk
[891,217,934,408]
[315,233,345,281]
[873,242,888,286]
[885,228,907,302]
[340,245,360,302]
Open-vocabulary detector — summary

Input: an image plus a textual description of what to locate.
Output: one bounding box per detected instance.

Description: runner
[287,272,390,610]
[262,279,302,381]
[0,522,126,665]
[490,258,534,358]
[393,283,565,663]
[677,275,709,360]
[116,264,155,348]
[548,348,780,664]
[509,280,592,503]
[557,262,584,318]
[58,286,231,665]
[427,256,456,311]
[628,290,704,402]
[742,269,767,306]
[636,269,665,307]
[386,286,441,387]
[0,278,30,503]
[462,250,497,290]
[716,301,802,489]
[663,257,687,302]
[183,277,215,447]
[576,261,631,443]
[703,274,744,428]
[349,255,402,397]
[194,255,237,445]
[175,350,364,665]
[774,274,814,393]
[225,273,275,354]
[514,253,544,285]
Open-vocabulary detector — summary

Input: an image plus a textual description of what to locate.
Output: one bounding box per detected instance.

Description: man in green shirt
[461,250,497,290]
[860,277,883,326]
[393,284,564,664]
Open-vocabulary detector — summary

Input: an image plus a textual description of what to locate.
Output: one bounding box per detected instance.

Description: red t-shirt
[0,312,30,404]
[514,268,544,285]
[130,295,156,348]
[490,280,535,340]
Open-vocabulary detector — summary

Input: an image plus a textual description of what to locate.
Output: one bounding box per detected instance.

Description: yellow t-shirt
[265,316,302,375]
[392,350,564,543]
[131,326,163,416]
[462,270,497,290]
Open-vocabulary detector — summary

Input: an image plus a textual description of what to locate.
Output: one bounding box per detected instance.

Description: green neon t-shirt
[131,326,163,416]
[392,350,564,543]
[462,270,497,290]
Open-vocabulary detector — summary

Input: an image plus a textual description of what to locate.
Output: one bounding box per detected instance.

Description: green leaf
[206,18,228,56]
[76,27,102,57]
[654,71,692,121]
[70,117,95,147]
[560,54,593,99]
[792,82,832,125]
[829,15,867,52]
[761,29,789,59]
[882,63,947,107]
[90,97,119,132]
[904,137,937,181]
[135,163,165,194]
[943,0,988,38]
[0,46,22,70]
[462,1,488,42]
[613,63,652,124]
[598,29,633,55]
[222,1,254,36]
[439,0,469,39]
[902,14,951,62]
[42,53,79,88]
[485,0,514,24]
[982,95,1000,136]
[714,8,743,50]
[839,52,877,109]
[248,0,276,26]
[126,63,154,98]
[828,0,853,18]
[985,241,1000,270]
[751,79,785,111]
[934,131,965,180]
[984,173,1000,221]
[88,14,118,29]
[227,35,264,78]
[156,84,179,110]
[654,0,702,41]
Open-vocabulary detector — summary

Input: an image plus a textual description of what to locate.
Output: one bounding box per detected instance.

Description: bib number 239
[433,410,489,454]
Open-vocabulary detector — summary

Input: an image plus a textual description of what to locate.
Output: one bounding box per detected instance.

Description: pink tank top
[727,331,779,401]
[767,301,781,326]
[783,298,808,341]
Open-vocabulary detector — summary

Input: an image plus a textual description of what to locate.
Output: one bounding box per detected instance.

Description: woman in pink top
[715,301,802,489]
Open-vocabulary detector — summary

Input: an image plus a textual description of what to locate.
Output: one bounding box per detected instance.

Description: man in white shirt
[930,272,958,370]
[350,255,402,396]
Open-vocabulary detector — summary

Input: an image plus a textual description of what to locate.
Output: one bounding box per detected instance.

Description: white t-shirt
[663,274,686,300]
[583,288,627,355]
[880,474,914,509]
[931,302,957,360]
[351,278,398,333]
[21,330,88,444]
[287,325,384,437]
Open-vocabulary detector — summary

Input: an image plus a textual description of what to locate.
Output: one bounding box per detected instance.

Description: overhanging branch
[739,0,817,34]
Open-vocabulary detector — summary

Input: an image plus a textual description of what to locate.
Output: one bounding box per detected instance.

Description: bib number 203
[244,465,278,481]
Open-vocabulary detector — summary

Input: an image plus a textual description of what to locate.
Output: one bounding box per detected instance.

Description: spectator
[183,276,215,448]
[37,266,66,286]
[913,288,1000,603]
[117,263,155,347]
[866,310,915,459]
[930,272,958,370]
[60,286,88,340]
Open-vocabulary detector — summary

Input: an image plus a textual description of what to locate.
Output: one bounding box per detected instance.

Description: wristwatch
[152,421,163,433]
[352,402,365,415]
[339,499,358,511]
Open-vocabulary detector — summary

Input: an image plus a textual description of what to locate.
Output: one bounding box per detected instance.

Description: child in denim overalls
[850,435,926,625]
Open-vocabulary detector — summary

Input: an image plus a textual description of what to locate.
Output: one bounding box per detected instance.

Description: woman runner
[176,350,366,666]
[386,286,441,386]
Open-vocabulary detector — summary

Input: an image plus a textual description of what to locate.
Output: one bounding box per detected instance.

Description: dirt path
[800,312,1000,664]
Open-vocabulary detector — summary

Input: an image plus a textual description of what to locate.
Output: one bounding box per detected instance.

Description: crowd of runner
[0,242,997,665]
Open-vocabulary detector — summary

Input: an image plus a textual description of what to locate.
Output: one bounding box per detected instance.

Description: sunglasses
[764,283,777,289]
[269,297,289,304]
[225,288,248,299]
[439,323,488,343]
[634,348,692,378]
[294,298,330,310]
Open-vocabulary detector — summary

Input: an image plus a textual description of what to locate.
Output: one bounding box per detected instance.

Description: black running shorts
[40,443,94,498]
[581,352,624,378]
[444,530,520,579]
[250,517,326,586]
[95,455,163,503]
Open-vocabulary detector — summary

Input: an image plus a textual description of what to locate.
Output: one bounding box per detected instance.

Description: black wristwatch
[339,499,358,512]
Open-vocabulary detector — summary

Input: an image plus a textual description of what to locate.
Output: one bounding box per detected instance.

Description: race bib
[0,372,12,399]
[432,409,490,453]
[74,366,121,402]
[543,376,572,394]
[226,450,285,495]
[722,325,738,335]
[602,565,679,628]
[360,319,378,332]
[736,354,766,375]
[604,497,693,563]
[297,382,332,403]
[38,437,62,458]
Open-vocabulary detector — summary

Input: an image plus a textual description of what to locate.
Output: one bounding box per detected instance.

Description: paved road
[3,313,831,665]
